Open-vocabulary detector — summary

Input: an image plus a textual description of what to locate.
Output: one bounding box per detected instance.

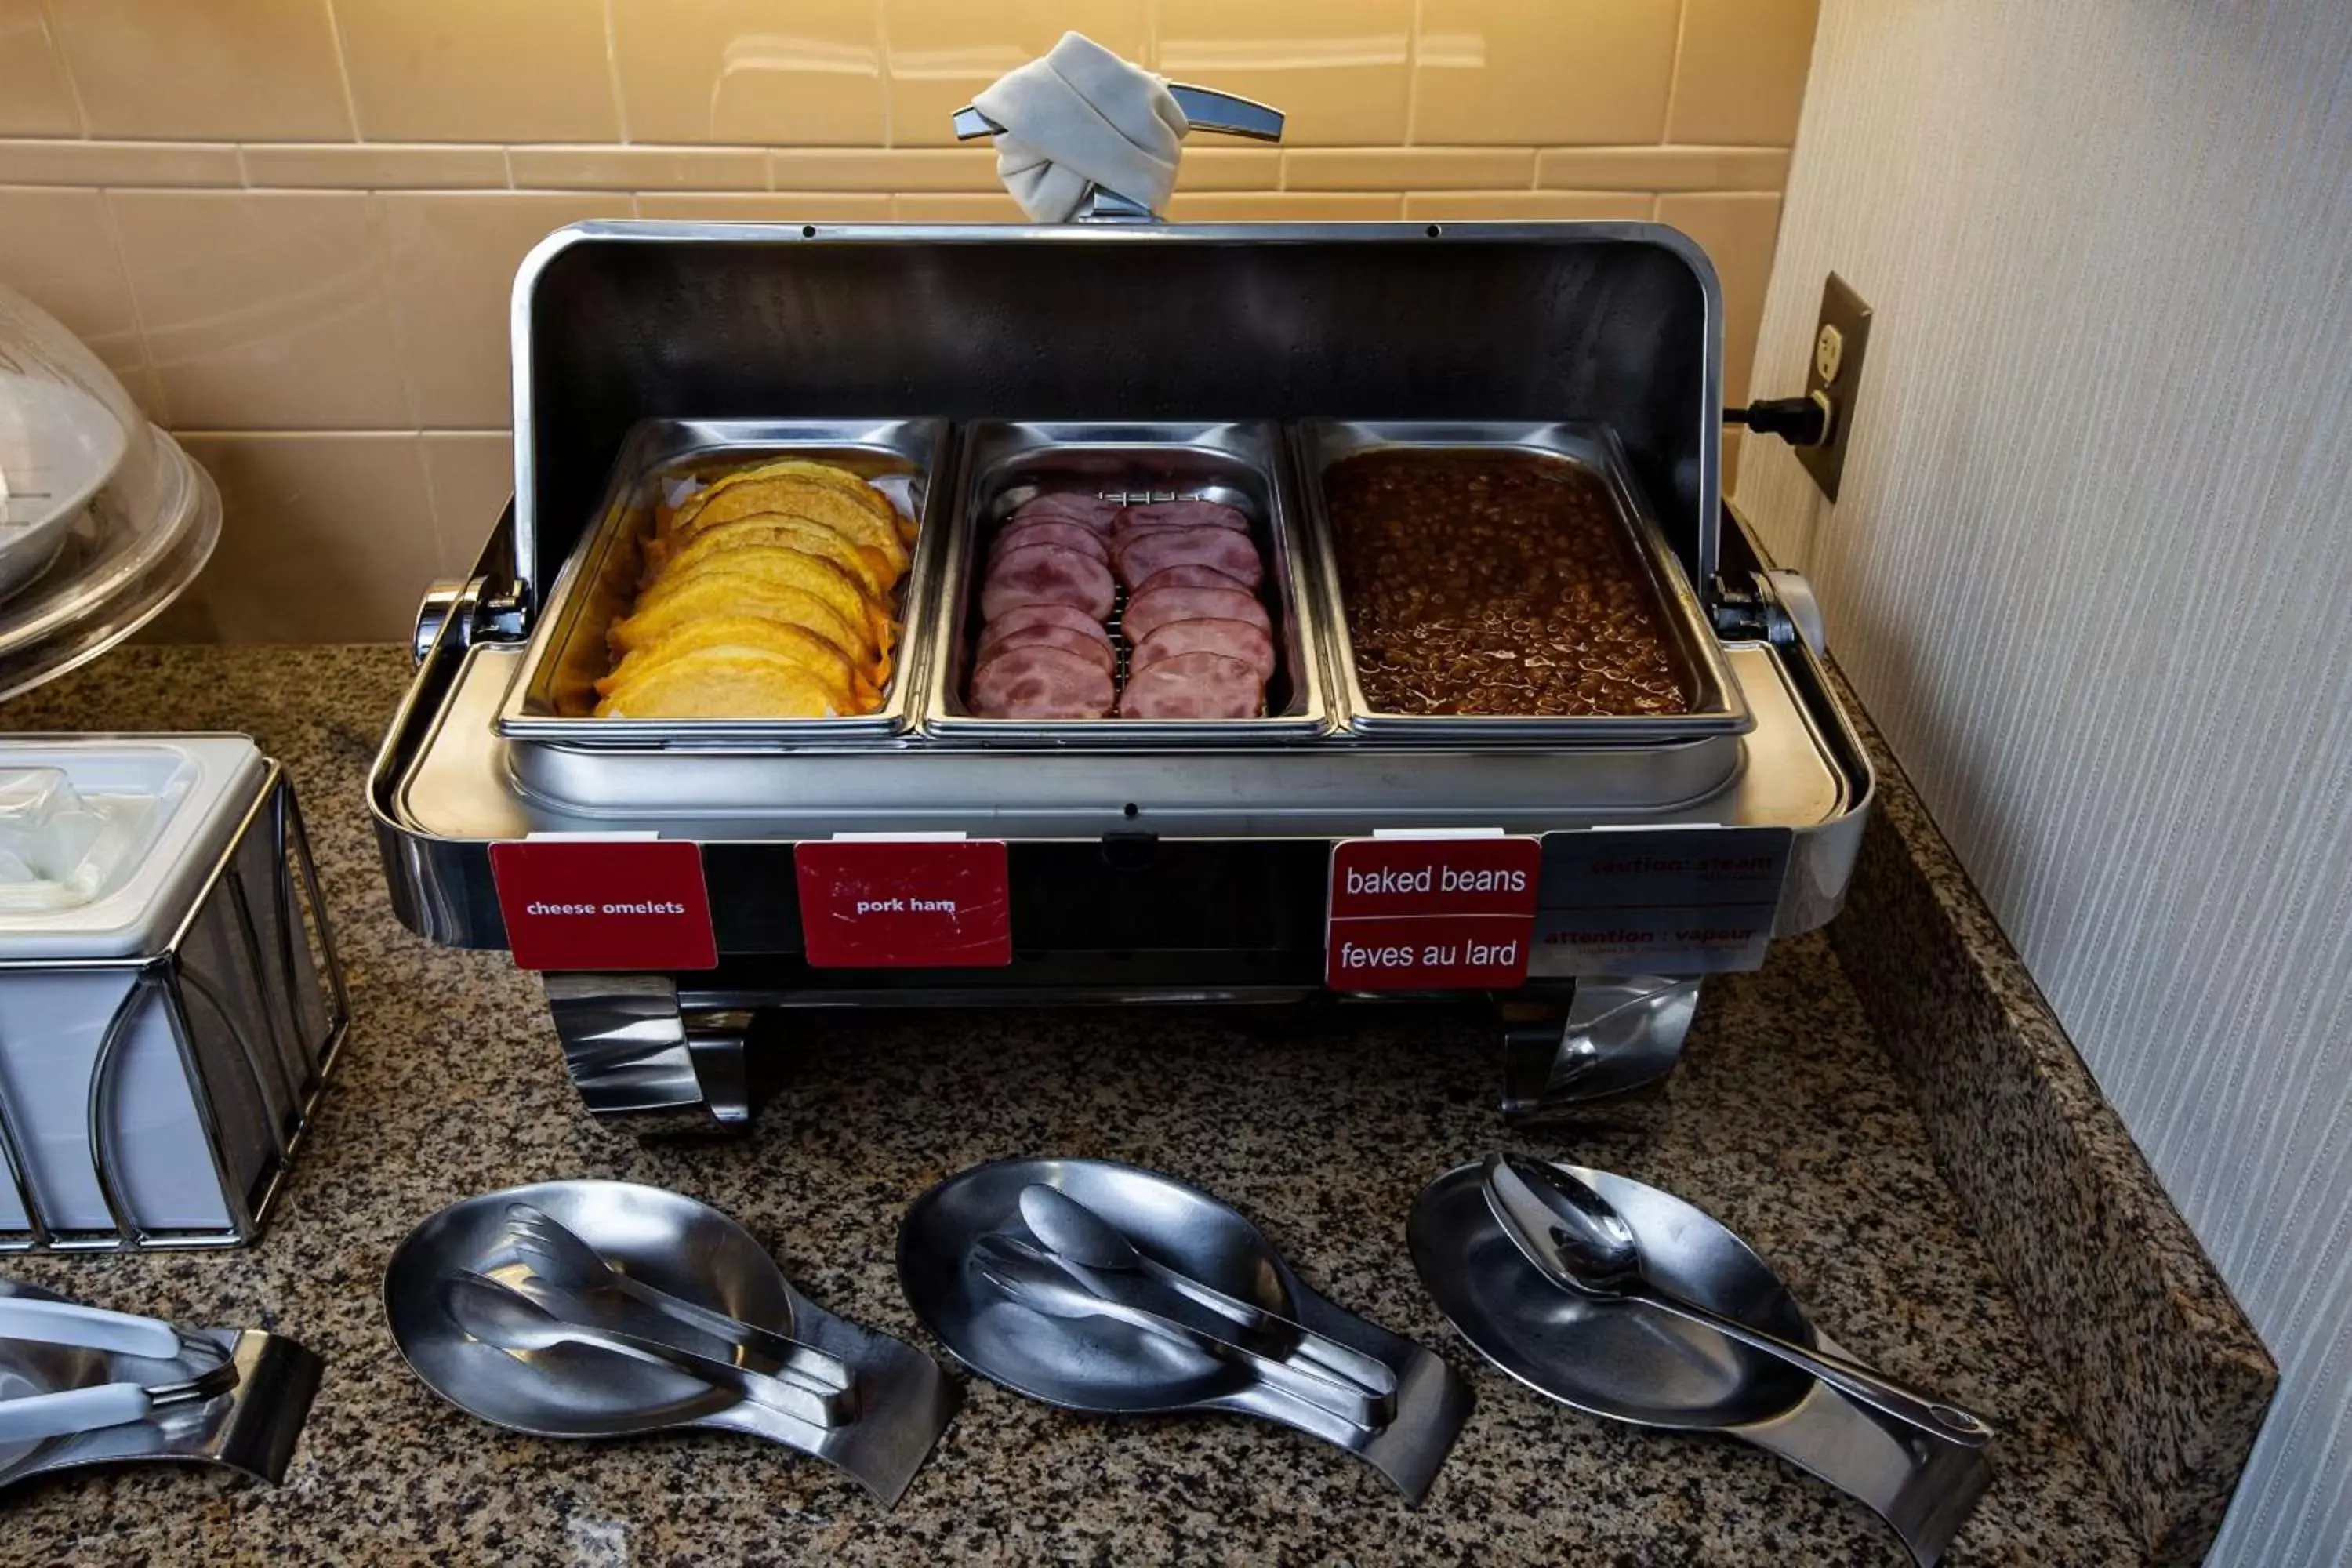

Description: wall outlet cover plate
[1797,273,1871,503]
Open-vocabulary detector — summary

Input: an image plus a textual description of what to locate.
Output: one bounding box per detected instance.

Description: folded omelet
[646,513,895,599]
[598,615,878,713]
[666,478,909,576]
[677,458,898,530]
[638,543,893,652]
[601,457,909,721]
[607,575,883,679]
[593,647,843,719]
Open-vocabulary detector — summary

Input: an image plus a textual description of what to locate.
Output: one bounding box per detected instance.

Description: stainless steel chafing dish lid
[507,220,1727,615]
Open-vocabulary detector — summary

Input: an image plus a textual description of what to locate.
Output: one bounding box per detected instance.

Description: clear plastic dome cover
[0,281,220,701]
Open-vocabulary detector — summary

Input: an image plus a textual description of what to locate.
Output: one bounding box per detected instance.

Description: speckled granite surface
[1819,669,2274,1568]
[0,645,2151,1566]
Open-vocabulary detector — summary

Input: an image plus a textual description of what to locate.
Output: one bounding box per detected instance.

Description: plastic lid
[0,737,266,956]
[0,283,220,702]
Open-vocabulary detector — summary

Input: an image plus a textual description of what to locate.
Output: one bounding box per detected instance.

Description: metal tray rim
[1295,419,1751,745]
[493,416,951,749]
[920,418,1333,746]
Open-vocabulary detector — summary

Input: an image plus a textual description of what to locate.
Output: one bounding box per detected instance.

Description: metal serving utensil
[1481,1154,1990,1446]
[0,1282,320,1494]
[901,1156,1472,1505]
[973,1232,1383,1429]
[438,1271,851,1430]
[1015,1184,1398,1414]
[386,1180,960,1508]
[1410,1162,1991,1568]
[499,1202,854,1400]
[0,1299,240,1443]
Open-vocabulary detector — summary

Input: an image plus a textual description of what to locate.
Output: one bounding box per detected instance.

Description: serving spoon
[1016,1185,1397,1408]
[438,1271,852,1429]
[1480,1154,1990,1447]
[973,1232,1385,1428]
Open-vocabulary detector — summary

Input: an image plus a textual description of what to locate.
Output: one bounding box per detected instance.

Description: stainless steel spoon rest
[1409,1160,1990,1567]
[383,1179,959,1508]
[899,1156,1472,1504]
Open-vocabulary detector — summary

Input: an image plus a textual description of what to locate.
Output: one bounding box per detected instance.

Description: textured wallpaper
[1735,4,2352,1563]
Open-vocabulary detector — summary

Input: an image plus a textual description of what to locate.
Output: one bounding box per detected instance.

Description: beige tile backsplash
[0,1,79,137]
[47,0,352,142]
[376,191,633,428]
[610,0,888,147]
[0,0,1817,642]
[111,189,412,431]
[1413,0,1682,145]
[335,0,621,144]
[1157,0,1414,146]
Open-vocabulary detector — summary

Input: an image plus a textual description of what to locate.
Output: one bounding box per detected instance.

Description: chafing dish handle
[952,85,1285,143]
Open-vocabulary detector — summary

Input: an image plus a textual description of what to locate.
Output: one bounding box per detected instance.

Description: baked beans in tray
[1293,421,1749,744]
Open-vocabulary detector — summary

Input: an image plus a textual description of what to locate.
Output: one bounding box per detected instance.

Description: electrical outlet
[1797,274,1871,503]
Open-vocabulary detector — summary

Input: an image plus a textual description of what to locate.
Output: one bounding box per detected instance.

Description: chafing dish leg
[544,975,752,1135]
[1497,975,1702,1119]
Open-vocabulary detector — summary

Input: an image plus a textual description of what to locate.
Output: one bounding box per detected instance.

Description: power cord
[1725,395,1833,448]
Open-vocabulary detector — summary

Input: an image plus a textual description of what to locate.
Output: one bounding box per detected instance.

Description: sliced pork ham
[971,643,1115,718]
[977,620,1118,677]
[1124,583,1270,644]
[1117,652,1263,719]
[1112,526,1264,591]
[1117,499,1250,535]
[1012,493,1123,533]
[1131,563,1253,597]
[981,601,1113,648]
[982,543,1116,622]
[991,518,1109,564]
[1129,616,1276,684]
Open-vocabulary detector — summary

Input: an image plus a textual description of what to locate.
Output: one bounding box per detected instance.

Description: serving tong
[0,1282,321,1492]
[0,1299,238,1442]
[385,1179,958,1508]
[492,1202,856,1425]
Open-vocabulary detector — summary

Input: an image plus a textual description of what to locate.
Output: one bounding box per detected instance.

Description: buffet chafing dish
[371,218,1872,1131]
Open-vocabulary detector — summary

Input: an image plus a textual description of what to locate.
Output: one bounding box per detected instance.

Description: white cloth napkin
[973,32,1188,222]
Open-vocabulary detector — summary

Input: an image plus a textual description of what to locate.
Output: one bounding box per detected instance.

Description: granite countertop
[0,646,2142,1566]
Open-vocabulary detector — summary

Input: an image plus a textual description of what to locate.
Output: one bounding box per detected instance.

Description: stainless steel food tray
[495,416,950,746]
[1295,421,1749,746]
[923,420,1330,745]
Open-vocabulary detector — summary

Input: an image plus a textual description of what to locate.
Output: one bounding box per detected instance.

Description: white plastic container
[0,735,344,1248]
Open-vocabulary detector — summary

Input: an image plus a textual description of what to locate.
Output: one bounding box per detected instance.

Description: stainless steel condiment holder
[0,1282,323,1492]
[0,764,347,1253]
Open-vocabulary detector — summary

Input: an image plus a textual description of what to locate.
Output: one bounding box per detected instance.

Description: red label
[1326,836,1541,990]
[489,839,717,972]
[794,839,1013,968]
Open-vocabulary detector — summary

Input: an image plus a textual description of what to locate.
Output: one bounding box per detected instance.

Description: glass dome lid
[0,282,220,702]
